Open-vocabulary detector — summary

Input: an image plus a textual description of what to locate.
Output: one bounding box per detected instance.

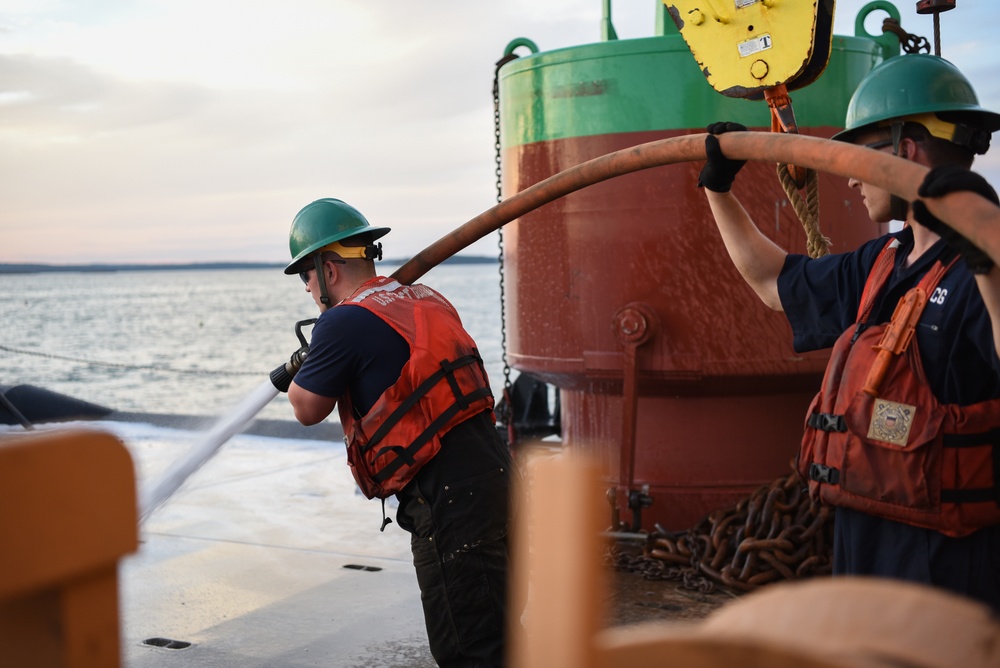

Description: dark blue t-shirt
[778,226,1000,405]
[777,226,1000,610]
[293,304,411,417]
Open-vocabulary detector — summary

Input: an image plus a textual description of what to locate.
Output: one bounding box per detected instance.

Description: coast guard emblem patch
[867,399,916,447]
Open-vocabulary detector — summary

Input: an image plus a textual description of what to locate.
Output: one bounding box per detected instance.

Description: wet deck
[110,420,735,667]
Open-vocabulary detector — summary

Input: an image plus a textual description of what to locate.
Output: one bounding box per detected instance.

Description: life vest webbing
[941,488,999,504]
[941,428,1000,506]
[856,238,899,324]
[360,352,486,457]
[942,428,1000,449]
[371,386,494,484]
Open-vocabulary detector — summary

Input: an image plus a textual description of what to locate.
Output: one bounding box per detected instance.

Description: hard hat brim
[283,226,390,274]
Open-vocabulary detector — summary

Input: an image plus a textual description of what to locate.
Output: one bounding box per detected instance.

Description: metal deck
[117,423,436,667]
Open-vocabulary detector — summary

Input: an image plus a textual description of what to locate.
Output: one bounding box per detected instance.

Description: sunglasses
[863,139,895,151]
[298,254,347,284]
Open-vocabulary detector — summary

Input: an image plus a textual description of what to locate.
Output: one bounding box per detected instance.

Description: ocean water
[0,261,507,424]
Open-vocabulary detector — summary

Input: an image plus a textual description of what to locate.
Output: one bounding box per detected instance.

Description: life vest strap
[940,488,999,504]
[379,498,393,532]
[439,357,471,410]
[942,428,1000,448]
[943,428,1000,507]
[856,238,900,324]
[371,387,495,484]
[362,352,485,455]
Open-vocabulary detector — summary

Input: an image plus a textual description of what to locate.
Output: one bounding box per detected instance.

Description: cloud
[2,1,1000,264]
[0,53,210,140]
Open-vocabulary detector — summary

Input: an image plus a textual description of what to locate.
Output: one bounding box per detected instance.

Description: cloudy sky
[2,1,998,265]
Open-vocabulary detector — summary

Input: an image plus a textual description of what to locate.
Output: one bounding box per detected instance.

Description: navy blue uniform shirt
[778,226,1000,405]
[293,304,411,417]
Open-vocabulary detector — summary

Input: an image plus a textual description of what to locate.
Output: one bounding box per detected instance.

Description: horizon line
[0,255,499,274]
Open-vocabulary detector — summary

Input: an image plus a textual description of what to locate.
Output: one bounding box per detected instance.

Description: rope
[777,163,831,259]
[0,343,265,377]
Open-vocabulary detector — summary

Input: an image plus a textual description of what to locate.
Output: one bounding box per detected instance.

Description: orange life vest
[798,240,1000,537]
[337,277,495,499]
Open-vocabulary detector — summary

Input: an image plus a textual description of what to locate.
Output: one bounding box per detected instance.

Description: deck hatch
[343,563,383,572]
[143,637,192,650]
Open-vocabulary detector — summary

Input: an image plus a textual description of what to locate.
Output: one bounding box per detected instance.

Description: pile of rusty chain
[609,547,718,594]
[610,467,834,594]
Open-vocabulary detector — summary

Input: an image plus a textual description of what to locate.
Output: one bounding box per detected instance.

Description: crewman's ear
[324,260,339,284]
[897,137,917,161]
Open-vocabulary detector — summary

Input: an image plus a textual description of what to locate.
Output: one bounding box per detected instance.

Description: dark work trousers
[834,506,1000,612]
[395,412,518,667]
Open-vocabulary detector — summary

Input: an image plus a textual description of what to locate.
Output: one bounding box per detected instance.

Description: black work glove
[698,122,748,193]
[911,164,999,275]
[269,345,309,392]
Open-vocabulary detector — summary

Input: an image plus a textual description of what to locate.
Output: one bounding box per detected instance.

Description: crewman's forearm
[705,190,788,311]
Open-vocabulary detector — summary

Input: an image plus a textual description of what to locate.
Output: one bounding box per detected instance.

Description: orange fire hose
[391,132,1000,285]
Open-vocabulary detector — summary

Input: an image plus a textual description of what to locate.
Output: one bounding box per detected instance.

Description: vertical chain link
[493,54,518,421]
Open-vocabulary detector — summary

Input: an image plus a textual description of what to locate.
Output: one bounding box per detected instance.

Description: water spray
[138,318,316,523]
[135,134,1000,523]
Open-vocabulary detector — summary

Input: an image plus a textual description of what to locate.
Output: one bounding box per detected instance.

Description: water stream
[138,379,279,522]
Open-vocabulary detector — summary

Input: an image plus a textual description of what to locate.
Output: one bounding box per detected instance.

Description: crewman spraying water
[272,197,517,667]
[696,54,1000,610]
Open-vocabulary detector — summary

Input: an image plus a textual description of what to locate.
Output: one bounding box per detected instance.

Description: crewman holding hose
[697,54,1000,610]
[272,197,517,666]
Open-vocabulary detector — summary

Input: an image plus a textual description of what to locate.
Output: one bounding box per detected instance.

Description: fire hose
[392,132,1000,285]
[391,131,1000,592]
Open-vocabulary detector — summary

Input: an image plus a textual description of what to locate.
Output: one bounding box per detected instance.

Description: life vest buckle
[809,463,841,485]
[807,412,847,433]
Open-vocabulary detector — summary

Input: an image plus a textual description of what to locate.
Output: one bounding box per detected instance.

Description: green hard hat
[283,198,390,274]
[832,54,1000,152]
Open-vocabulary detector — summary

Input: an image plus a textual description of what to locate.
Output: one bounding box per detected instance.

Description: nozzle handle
[270,318,317,392]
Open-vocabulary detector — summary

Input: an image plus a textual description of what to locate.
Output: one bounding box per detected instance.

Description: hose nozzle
[270,318,317,392]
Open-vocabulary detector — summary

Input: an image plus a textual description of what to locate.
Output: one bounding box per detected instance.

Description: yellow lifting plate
[664,0,835,99]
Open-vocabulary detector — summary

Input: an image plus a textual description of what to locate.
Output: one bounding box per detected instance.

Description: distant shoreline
[0,255,498,274]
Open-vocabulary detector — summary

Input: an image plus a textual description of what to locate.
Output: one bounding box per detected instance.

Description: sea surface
[0,261,508,424]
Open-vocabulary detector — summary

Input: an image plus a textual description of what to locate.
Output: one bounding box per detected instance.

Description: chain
[0,343,264,377]
[610,466,834,594]
[493,52,519,429]
[608,545,718,594]
[881,17,931,55]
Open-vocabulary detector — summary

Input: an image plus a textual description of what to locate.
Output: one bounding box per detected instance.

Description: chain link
[609,467,834,594]
[493,53,519,424]
[881,17,931,55]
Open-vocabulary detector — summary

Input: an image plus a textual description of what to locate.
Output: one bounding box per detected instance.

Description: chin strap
[313,252,332,307]
[887,122,911,222]
[311,241,381,308]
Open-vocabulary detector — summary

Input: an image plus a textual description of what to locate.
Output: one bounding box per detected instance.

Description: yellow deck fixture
[664,0,835,99]
[0,429,138,668]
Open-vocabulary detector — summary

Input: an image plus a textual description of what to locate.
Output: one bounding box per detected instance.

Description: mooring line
[0,343,264,376]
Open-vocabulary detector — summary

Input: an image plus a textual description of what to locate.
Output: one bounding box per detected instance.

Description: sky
[1,1,998,265]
